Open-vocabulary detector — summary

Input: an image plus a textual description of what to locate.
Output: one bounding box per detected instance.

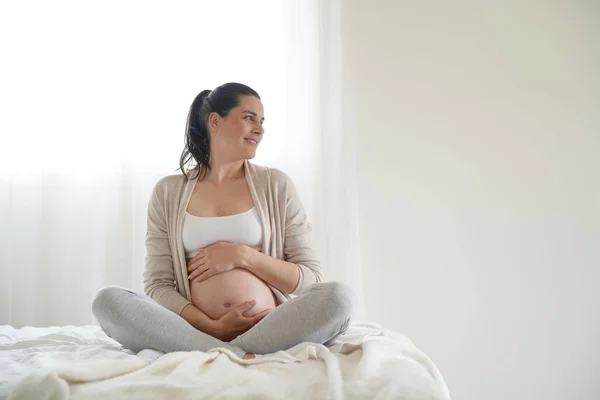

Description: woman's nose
[254,123,264,135]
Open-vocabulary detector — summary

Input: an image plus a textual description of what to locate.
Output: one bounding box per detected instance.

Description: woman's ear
[208,112,221,133]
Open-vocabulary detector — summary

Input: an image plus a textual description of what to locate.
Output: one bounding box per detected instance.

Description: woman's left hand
[187,242,247,282]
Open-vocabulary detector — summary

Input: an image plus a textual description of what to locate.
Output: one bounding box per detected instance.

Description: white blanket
[1,322,450,400]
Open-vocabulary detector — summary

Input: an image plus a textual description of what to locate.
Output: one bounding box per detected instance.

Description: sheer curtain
[0,0,365,327]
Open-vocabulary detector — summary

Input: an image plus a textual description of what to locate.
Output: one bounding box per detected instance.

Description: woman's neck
[204,159,245,183]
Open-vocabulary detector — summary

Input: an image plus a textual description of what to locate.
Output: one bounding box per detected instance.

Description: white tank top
[182,207,263,258]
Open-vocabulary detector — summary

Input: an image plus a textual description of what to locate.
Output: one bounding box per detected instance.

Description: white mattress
[0,322,450,400]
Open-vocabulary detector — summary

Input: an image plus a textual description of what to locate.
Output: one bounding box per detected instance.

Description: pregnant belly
[190,268,278,320]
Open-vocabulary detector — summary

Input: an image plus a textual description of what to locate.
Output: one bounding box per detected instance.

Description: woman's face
[209,95,265,162]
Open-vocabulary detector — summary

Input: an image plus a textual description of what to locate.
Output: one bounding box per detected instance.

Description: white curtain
[0,0,365,327]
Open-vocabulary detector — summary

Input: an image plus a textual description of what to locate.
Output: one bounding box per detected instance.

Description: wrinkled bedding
[1,322,450,400]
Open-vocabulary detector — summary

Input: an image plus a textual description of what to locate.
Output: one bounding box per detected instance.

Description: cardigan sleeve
[272,169,323,294]
[142,178,192,315]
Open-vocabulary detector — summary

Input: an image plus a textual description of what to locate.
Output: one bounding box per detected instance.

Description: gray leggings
[92,282,353,358]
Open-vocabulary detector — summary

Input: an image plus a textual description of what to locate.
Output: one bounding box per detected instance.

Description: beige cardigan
[143,160,323,315]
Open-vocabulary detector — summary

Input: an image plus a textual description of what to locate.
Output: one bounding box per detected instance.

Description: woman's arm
[180,303,220,335]
[143,178,193,314]
[240,169,323,294]
[240,247,300,294]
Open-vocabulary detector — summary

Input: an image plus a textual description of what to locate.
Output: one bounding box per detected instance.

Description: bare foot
[242,353,256,360]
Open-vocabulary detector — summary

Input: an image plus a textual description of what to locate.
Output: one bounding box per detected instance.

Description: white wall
[342,1,600,399]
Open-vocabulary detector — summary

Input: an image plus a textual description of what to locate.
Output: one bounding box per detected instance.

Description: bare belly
[190,268,278,320]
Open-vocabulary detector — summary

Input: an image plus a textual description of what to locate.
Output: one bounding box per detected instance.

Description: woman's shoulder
[246,161,292,188]
[151,172,188,195]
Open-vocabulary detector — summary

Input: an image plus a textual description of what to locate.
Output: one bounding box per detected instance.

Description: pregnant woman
[92,83,354,359]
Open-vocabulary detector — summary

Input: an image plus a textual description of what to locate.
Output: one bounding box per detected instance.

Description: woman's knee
[318,281,355,321]
[91,285,128,319]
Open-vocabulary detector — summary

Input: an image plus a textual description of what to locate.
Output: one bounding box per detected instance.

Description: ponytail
[179,90,212,181]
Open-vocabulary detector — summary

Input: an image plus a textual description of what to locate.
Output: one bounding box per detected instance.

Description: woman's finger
[187,252,206,268]
[195,269,212,283]
[189,266,209,281]
[187,257,207,273]
[187,250,206,267]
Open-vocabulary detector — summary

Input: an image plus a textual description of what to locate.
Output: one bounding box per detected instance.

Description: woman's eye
[245,116,253,121]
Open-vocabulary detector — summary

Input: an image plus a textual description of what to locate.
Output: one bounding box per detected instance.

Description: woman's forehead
[236,96,264,117]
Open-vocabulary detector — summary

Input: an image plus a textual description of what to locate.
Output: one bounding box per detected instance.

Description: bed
[1,321,450,400]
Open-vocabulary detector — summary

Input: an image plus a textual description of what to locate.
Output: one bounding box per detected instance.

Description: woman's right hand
[212,300,272,342]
